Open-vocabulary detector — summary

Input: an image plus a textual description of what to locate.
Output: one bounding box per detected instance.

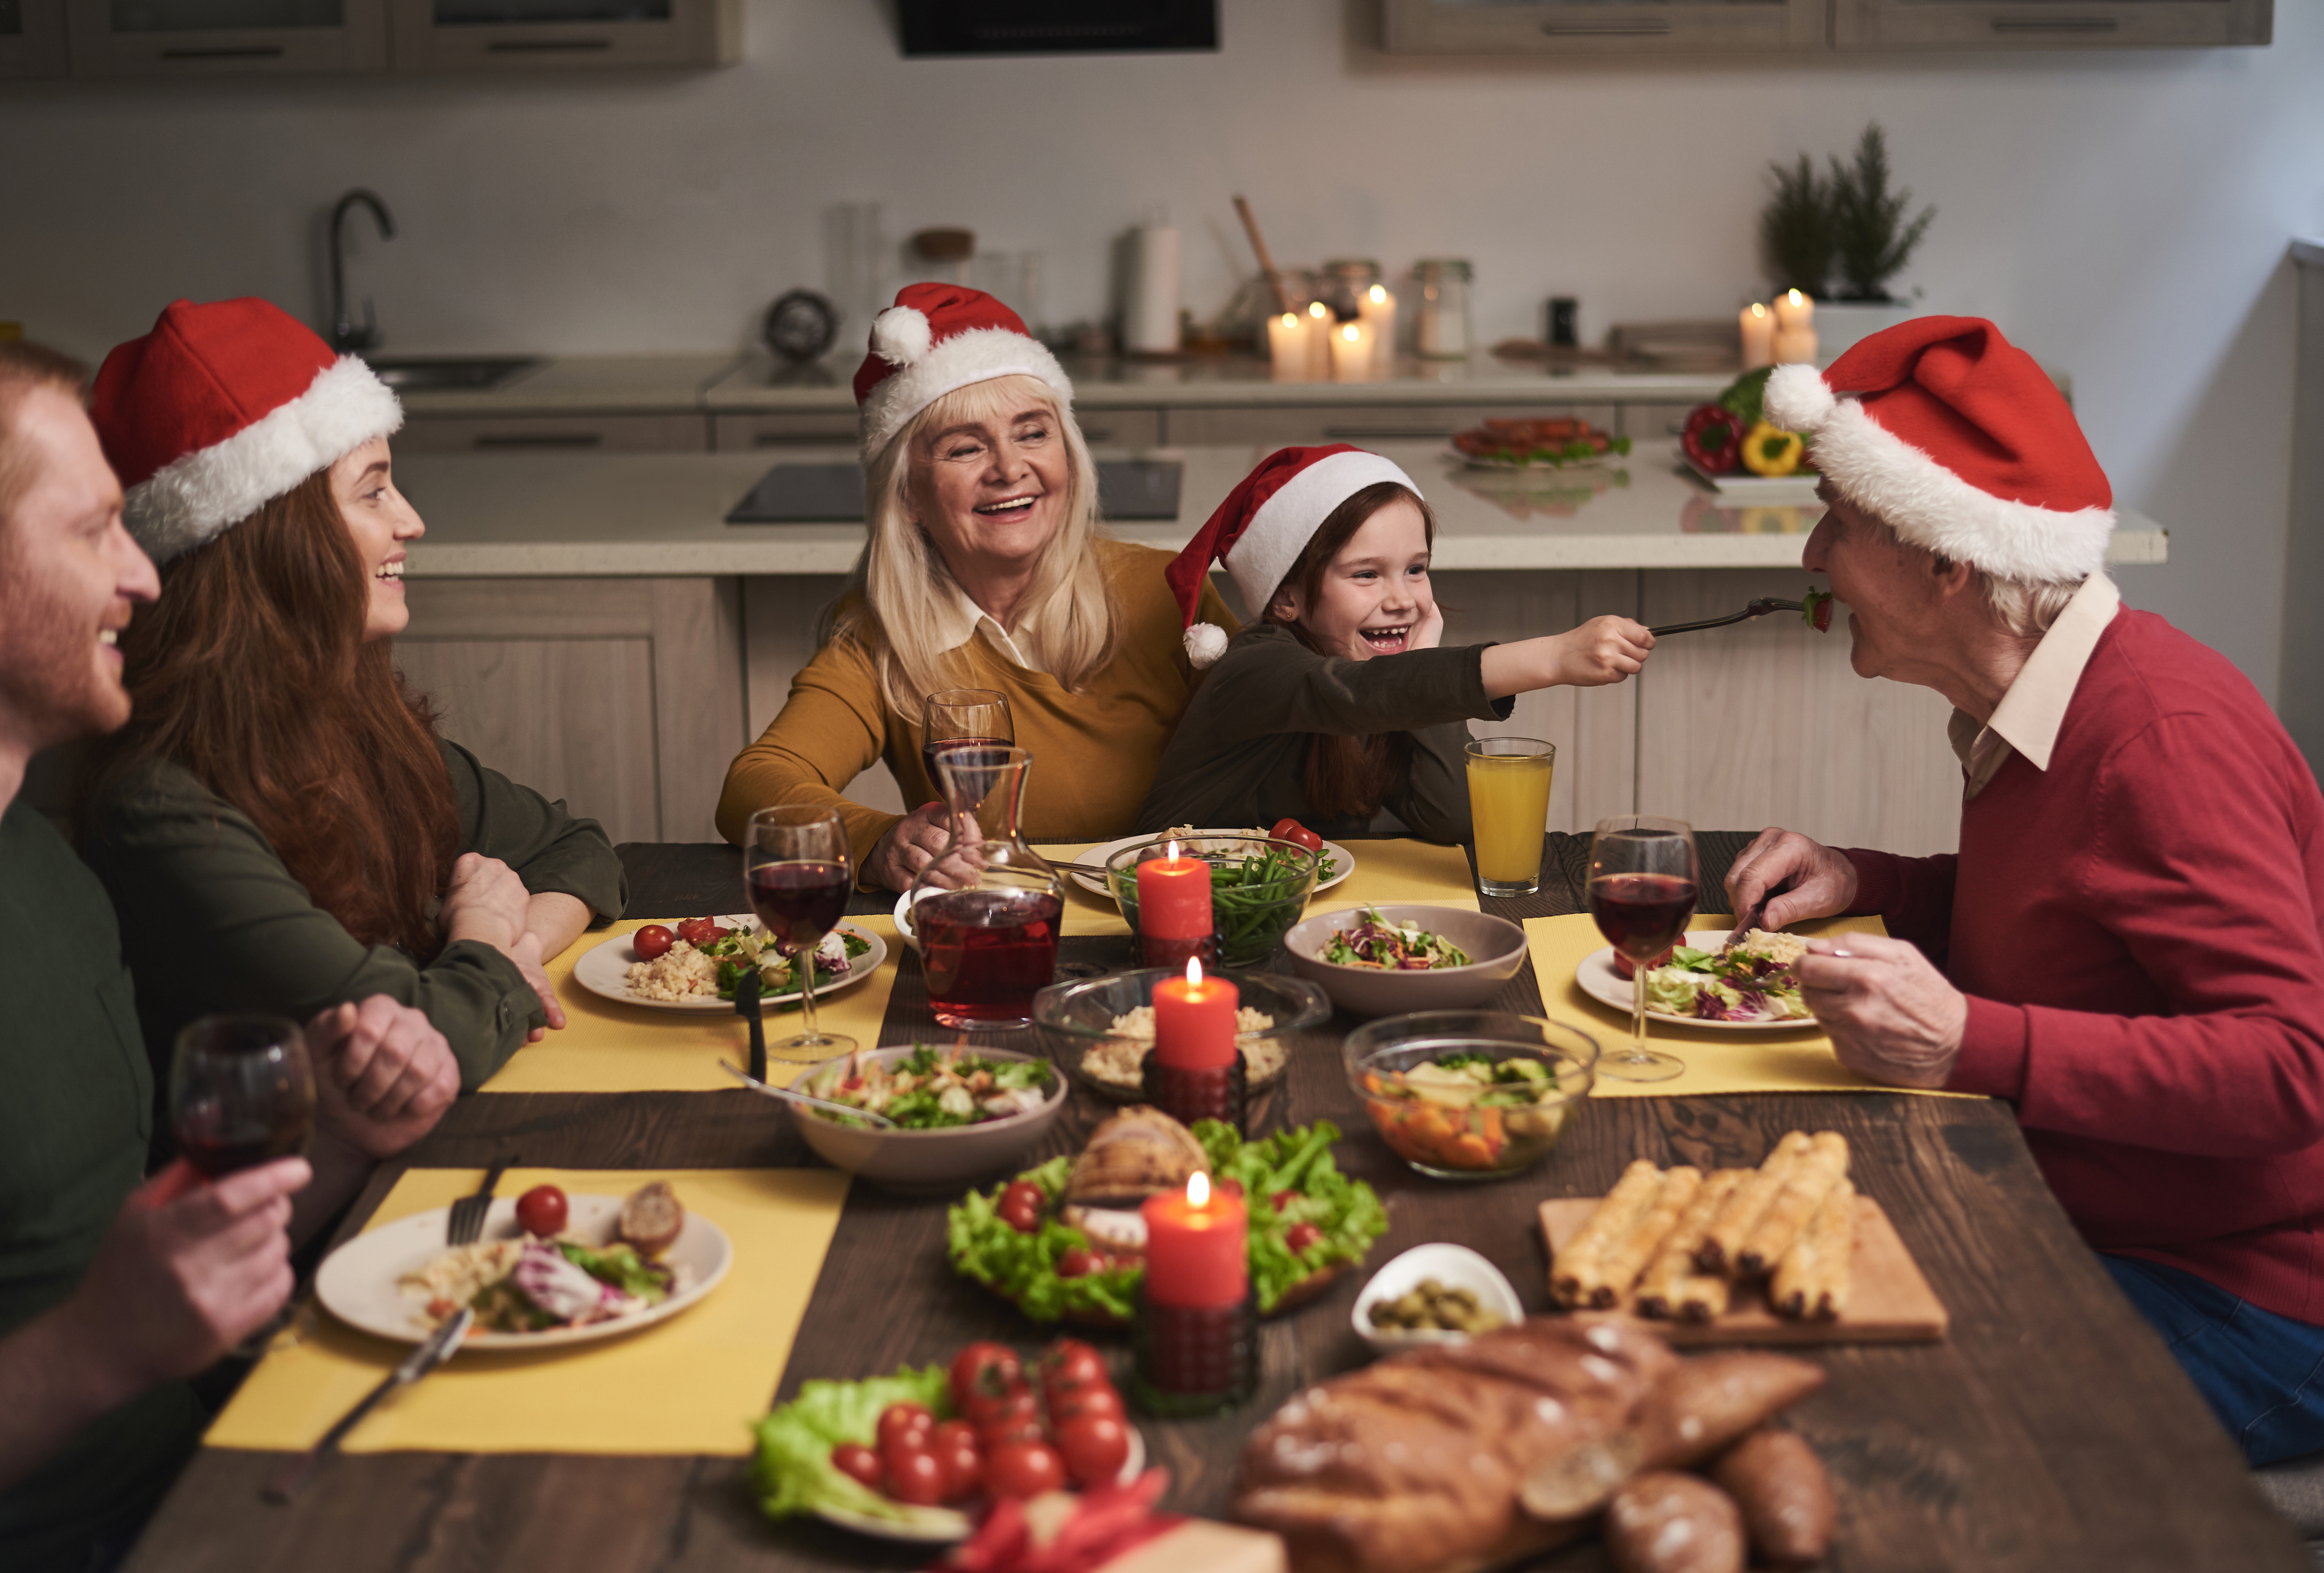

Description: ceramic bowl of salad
[1031,967,1331,1103]
[1282,904,1529,1017]
[784,1045,1068,1195]
[1343,1011,1598,1181]
[1103,836,1321,966]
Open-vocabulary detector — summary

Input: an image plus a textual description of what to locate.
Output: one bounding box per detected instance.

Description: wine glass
[1587,817,1700,1083]
[171,1013,316,1177]
[921,688,1013,794]
[743,805,857,1062]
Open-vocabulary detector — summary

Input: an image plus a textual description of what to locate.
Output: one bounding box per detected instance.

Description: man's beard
[0,576,128,750]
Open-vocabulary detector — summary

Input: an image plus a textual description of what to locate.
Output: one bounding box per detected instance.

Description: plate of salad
[1576,928,1819,1030]
[572,916,885,1014]
[778,1046,1070,1194]
[1075,823,1352,899]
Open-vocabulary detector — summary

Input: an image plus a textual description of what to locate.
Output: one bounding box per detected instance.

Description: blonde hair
[832,374,1116,712]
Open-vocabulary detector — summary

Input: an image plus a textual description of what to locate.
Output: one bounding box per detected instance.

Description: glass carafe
[910,745,1065,1029]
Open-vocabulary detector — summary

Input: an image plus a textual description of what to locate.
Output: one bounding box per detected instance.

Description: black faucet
[328,189,395,354]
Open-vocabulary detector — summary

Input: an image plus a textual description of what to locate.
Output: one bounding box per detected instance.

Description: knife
[264,1306,473,1503]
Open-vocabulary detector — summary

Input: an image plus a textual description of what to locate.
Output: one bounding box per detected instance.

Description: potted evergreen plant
[1759,124,1936,359]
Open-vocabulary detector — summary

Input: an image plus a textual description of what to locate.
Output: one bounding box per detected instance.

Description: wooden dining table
[125,833,2308,1572]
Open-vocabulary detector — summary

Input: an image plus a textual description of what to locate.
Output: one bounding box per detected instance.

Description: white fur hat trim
[123,356,403,564]
[859,325,1075,464]
[1221,449,1422,616]
[1183,622,1230,669]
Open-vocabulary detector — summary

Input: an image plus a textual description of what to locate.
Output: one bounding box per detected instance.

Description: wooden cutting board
[1538,1193,1948,1345]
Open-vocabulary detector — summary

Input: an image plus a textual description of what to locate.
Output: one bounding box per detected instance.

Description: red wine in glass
[1589,873,1698,962]
[923,735,1011,792]
[1586,817,1699,1083]
[169,1013,315,1177]
[918,887,1064,1028]
[748,860,851,957]
[742,806,858,1060]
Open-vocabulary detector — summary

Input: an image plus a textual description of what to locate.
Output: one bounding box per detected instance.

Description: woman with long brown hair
[76,298,625,1094]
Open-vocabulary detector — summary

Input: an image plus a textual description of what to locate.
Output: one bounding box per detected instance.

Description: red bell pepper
[1681,404,1743,474]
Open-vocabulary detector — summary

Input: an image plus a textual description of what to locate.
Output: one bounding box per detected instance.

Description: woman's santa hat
[854,284,1074,464]
[1765,314,2113,584]
[1164,444,1422,668]
[90,298,403,565]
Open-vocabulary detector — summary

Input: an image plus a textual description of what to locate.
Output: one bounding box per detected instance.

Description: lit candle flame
[1280,313,1297,328]
[1786,288,1807,308]
[1188,1171,1210,1207]
[1308,301,1329,321]
[1166,839,1181,860]
[1341,324,1360,343]
[1367,284,1387,304]
[1749,302,1769,320]
[1186,956,1203,988]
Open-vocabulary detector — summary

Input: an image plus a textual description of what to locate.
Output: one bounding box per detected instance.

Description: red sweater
[1845,608,2324,1322]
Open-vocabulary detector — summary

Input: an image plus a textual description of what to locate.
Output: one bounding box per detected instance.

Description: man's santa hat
[1164,444,1422,668]
[854,283,1074,464]
[90,298,403,565]
[1765,315,2113,584]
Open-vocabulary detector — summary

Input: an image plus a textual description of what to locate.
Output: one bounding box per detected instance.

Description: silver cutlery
[445,1154,518,1246]
[718,1059,898,1128]
[264,1306,472,1503]
[1649,597,1805,637]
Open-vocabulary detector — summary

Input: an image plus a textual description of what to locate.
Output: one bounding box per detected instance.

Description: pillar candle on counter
[1305,300,1333,379]
[1136,842,1213,968]
[1152,959,1237,1069]
[1773,288,1814,330]
[1266,311,1310,382]
[1739,302,1775,370]
[1360,282,1397,373]
[1771,289,1816,365]
[1141,1172,1248,1309]
[1329,319,1376,383]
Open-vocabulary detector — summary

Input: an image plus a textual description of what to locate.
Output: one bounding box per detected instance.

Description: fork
[1648,597,1805,637]
[445,1154,519,1246]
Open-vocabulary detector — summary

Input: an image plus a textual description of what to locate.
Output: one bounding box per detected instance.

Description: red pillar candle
[1140,1172,1248,1309]
[1136,843,1212,940]
[1152,959,1237,1070]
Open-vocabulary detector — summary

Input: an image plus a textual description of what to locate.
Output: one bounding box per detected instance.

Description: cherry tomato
[1268,1189,1298,1213]
[674,916,720,945]
[1268,817,1326,854]
[997,1180,1047,1234]
[949,1342,1024,1411]
[632,923,676,961]
[1214,1176,1245,1198]
[1056,1247,1100,1279]
[1613,945,1675,981]
[831,1442,883,1490]
[1286,1221,1323,1253]
[883,1446,946,1506]
[1051,1385,1126,1426]
[985,1440,1067,1500]
[1040,1339,1109,1396]
[1054,1413,1130,1486]
[876,1402,936,1460]
[514,1184,568,1238]
[976,1386,1043,1446]
[931,1420,983,1501]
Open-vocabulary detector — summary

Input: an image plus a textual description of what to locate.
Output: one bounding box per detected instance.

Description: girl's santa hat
[1164,444,1421,668]
[1764,315,2114,584]
[90,298,403,565]
[854,283,1074,464]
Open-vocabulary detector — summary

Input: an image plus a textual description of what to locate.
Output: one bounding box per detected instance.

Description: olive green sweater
[80,738,627,1100]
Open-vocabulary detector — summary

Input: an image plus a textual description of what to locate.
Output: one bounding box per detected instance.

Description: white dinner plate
[813,1425,1146,1542]
[1071,832,1354,899]
[1575,930,1822,1033]
[572,917,886,1014]
[314,1192,733,1349]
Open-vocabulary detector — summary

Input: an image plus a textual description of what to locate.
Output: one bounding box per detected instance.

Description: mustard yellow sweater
[716,540,1237,876]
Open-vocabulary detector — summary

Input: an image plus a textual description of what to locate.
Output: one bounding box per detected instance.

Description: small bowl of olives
[1351,1242,1525,1355]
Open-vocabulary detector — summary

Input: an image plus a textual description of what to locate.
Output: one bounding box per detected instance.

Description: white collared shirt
[1946,574,2122,799]
[931,584,1045,674]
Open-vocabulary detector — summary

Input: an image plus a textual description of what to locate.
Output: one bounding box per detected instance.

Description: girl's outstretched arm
[1479,616,1653,697]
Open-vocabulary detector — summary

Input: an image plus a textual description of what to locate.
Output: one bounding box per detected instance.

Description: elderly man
[1729,317,2324,1465]
[0,341,460,1572]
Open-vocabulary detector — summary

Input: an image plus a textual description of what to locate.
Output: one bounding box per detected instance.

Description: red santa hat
[89,298,403,565]
[1164,444,1423,668]
[1764,315,2113,584]
[854,283,1074,464]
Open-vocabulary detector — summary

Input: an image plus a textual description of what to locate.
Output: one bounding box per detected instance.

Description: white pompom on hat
[852,283,1074,464]
[1163,444,1424,668]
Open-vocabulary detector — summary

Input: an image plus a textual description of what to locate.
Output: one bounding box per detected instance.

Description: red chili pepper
[1681,404,1743,474]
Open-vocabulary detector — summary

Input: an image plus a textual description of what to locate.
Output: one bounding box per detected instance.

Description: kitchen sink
[364,356,542,391]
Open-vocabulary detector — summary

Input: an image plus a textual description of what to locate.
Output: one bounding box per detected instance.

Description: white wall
[5,0,2320,698]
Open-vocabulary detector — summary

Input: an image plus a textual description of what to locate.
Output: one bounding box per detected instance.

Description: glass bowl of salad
[1032,967,1332,1103]
[782,1045,1067,1195]
[1104,836,1320,966]
[1344,1011,1599,1182]
[1282,903,1529,1017]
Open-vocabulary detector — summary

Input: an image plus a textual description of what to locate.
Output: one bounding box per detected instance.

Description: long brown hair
[1264,481,1437,822]
[84,471,459,956]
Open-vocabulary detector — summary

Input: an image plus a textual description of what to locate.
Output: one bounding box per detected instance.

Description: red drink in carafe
[918,887,1064,1028]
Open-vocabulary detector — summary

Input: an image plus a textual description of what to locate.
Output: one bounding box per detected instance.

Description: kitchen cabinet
[2282,238,2324,778]
[0,0,70,75]
[1163,402,1615,448]
[65,0,387,75]
[384,0,735,70]
[396,411,709,454]
[1833,0,2268,47]
[1383,0,1825,55]
[711,409,1168,453]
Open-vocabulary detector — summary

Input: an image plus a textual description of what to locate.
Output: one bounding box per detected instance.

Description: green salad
[697,928,872,1003]
[1323,908,1473,971]
[807,1044,1055,1130]
[751,1364,951,1522]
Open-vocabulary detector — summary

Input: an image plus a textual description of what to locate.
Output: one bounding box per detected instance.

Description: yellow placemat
[1528,913,1970,1099]
[481,917,902,1093]
[1038,838,1480,938]
[208,1166,848,1456]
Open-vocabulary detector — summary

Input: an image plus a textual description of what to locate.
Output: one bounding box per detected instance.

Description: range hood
[899,1,1217,56]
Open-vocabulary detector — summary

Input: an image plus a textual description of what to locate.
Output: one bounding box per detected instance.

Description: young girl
[1137,445,1652,840]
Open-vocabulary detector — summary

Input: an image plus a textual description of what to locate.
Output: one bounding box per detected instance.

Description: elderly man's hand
[1724,828,1859,937]
[1796,934,1966,1089]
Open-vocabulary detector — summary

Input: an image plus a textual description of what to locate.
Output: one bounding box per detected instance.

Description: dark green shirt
[1135,622,1514,842]
[80,738,627,1099]
[0,800,202,1571]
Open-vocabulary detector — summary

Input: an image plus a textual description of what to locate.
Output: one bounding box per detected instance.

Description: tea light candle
[1360,282,1397,373]
[1152,959,1237,1069]
[1739,302,1774,370]
[1329,319,1375,382]
[1306,299,1333,379]
[1141,1172,1247,1309]
[1266,311,1310,382]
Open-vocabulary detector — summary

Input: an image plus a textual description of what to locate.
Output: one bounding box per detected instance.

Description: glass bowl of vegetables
[1104,835,1321,965]
[1344,1011,1598,1182]
[780,1044,1068,1195]
[1032,967,1331,1103]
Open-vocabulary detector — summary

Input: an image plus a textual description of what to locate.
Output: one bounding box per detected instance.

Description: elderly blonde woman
[715,285,1235,891]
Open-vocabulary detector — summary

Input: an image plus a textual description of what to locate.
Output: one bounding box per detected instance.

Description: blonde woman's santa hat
[1765,314,2113,583]
[1164,444,1423,669]
[89,298,403,565]
[853,283,1074,464]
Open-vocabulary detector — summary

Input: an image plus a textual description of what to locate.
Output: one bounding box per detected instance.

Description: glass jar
[1415,259,1474,360]
[909,745,1064,1029]
[1320,259,1380,324]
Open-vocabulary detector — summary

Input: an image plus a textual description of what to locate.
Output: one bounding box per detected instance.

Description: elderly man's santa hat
[854,284,1074,464]
[1765,315,2113,583]
[1164,444,1423,668]
[90,298,403,565]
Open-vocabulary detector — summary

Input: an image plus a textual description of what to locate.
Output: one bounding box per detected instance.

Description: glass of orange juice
[1465,738,1555,897]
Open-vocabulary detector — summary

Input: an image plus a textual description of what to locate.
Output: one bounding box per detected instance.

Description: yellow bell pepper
[1740,422,1806,477]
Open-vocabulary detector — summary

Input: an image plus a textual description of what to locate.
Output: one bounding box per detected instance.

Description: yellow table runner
[1038,838,1480,938]
[1527,913,1970,1099]
[482,917,902,1093]
[208,1166,848,1455]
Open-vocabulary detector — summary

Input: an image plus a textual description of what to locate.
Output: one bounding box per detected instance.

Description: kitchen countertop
[396,439,2168,577]
[395,353,741,416]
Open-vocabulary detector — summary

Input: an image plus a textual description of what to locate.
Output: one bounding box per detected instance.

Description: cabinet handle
[1990,15,2119,30]
[1324,426,1455,440]
[160,44,285,58]
[486,36,615,50]
[473,433,602,450]
[1540,19,1671,35]
[751,431,857,448]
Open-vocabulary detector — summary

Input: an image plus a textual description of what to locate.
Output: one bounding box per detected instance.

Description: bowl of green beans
[1104,835,1323,966]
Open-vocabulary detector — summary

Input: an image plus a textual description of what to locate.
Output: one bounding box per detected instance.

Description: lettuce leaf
[750,1365,949,1521]
[945,1157,1139,1323]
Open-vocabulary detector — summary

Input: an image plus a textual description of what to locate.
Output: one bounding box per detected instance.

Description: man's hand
[1724,827,1859,938]
[1550,617,1654,687]
[1796,935,1966,1090]
[441,853,531,951]
[307,999,458,1158]
[867,803,954,894]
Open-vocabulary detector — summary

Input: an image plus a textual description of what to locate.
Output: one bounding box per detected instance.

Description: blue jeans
[2104,1254,2324,1466]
